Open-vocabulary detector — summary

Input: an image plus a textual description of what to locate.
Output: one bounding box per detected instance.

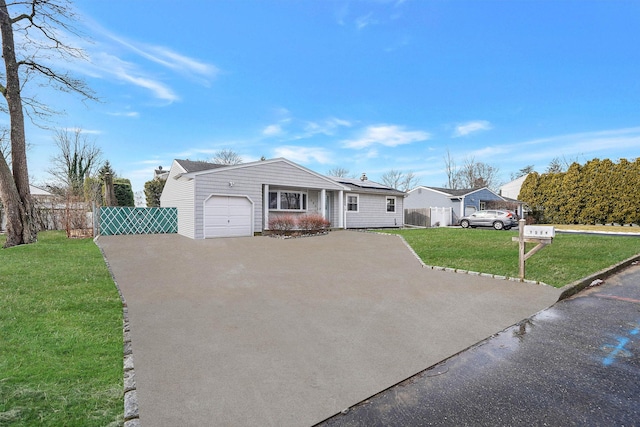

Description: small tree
[144,178,166,207]
[113,178,134,207]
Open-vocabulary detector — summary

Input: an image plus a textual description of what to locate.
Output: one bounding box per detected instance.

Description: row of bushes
[268,213,331,235]
[519,158,640,225]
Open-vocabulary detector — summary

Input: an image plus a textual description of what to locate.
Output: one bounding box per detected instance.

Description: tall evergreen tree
[560,163,583,224]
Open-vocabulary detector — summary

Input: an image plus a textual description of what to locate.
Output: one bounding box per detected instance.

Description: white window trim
[386,196,397,213]
[346,194,359,213]
[268,190,308,211]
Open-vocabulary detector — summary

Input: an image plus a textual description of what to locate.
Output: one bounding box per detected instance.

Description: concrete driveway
[97,231,561,426]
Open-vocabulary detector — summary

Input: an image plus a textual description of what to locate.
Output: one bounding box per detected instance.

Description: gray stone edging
[366,230,553,288]
[366,230,640,300]
[94,236,140,426]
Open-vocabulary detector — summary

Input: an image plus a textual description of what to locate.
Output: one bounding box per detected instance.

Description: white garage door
[204,196,253,238]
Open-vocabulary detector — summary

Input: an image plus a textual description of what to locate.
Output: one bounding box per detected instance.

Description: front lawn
[0,231,123,426]
[382,228,640,287]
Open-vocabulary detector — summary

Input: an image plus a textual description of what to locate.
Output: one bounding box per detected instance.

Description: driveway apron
[97,231,561,426]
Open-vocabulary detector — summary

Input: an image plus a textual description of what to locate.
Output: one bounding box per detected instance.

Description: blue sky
[23,0,640,196]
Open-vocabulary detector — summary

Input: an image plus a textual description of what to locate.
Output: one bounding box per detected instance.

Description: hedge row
[268,213,331,235]
[519,158,640,225]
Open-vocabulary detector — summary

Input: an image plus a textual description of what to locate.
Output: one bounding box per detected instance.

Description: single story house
[160,158,405,239]
[404,186,507,226]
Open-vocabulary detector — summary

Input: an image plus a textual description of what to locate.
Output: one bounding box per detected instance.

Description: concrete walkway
[97,231,561,427]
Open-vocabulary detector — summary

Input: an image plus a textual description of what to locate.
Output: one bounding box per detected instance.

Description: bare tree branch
[211,149,243,165]
[47,127,102,197]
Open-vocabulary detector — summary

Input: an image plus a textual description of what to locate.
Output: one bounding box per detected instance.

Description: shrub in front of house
[268,214,330,236]
[268,215,296,235]
[298,213,331,233]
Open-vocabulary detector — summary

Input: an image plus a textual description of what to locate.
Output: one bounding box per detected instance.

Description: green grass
[0,231,123,426]
[382,228,640,287]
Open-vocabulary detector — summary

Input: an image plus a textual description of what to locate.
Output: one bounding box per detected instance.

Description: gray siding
[192,160,345,238]
[160,161,196,239]
[405,187,457,210]
[345,193,404,228]
[406,187,504,220]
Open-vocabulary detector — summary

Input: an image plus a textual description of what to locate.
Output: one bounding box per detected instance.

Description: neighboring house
[404,186,507,225]
[154,166,170,181]
[500,174,529,200]
[1,185,56,232]
[160,158,405,239]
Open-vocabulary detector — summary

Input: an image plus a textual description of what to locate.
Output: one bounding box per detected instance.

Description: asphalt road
[317,263,640,426]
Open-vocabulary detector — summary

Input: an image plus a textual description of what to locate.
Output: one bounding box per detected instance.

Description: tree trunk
[0,0,37,247]
[0,154,25,247]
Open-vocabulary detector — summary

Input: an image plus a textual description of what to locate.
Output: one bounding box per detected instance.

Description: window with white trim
[386,196,396,213]
[268,191,307,211]
[346,194,359,212]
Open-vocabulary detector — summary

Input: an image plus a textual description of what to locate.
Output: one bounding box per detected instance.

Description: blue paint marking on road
[602,320,640,366]
[603,337,631,366]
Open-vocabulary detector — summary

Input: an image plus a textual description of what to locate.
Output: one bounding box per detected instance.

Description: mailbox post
[512,219,554,281]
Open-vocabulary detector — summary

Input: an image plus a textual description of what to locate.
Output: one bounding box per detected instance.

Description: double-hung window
[268,191,307,211]
[346,194,359,212]
[386,196,396,213]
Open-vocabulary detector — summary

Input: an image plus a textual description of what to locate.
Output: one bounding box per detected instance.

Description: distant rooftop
[176,159,227,173]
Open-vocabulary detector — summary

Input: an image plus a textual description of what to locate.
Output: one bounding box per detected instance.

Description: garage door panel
[204,196,252,238]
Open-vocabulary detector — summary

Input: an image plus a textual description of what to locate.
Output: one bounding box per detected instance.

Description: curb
[94,236,141,426]
[557,254,640,300]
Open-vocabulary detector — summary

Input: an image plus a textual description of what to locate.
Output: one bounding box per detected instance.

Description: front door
[325,193,332,225]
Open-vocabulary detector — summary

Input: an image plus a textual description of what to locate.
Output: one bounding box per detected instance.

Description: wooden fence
[404,208,429,227]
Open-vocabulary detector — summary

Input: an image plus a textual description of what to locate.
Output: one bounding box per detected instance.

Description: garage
[204,195,253,238]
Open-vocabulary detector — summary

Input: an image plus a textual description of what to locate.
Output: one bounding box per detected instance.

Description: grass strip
[382,228,640,287]
[0,231,123,426]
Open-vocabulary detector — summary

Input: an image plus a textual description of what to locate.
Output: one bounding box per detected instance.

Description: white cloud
[97,26,218,81]
[86,51,179,102]
[273,146,332,164]
[356,12,377,30]
[508,126,640,163]
[117,71,178,102]
[61,127,102,135]
[68,17,216,103]
[146,46,219,78]
[342,124,430,149]
[303,118,352,136]
[336,4,349,26]
[108,111,140,118]
[263,124,283,136]
[453,120,493,137]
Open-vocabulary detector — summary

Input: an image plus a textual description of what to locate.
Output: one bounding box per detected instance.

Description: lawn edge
[94,235,141,426]
[366,230,552,287]
[557,253,640,300]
